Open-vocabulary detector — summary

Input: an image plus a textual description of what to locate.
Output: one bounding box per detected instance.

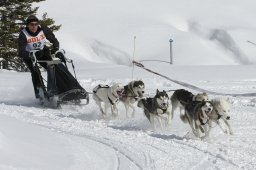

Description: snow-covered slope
[1,64,256,169]
[37,0,256,65]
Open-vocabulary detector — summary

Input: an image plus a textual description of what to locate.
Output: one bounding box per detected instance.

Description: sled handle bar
[30,49,77,79]
[30,50,40,65]
[54,49,73,63]
[54,49,77,78]
[30,49,71,64]
[30,50,60,65]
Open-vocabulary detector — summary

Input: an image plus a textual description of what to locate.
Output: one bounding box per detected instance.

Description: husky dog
[206,97,233,136]
[93,83,124,117]
[137,89,171,129]
[181,100,213,138]
[170,89,209,124]
[120,80,145,117]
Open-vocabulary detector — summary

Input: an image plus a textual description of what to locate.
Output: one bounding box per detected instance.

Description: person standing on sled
[18,15,62,98]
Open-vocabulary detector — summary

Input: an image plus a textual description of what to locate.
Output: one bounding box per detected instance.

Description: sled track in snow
[0,104,154,169]
[38,124,152,170]
[171,139,238,167]
[140,134,238,169]
[67,133,141,170]
[0,103,252,169]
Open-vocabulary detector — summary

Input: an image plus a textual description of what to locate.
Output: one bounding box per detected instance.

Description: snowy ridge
[38,0,256,65]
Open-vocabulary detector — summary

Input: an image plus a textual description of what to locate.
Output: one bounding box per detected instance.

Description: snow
[1,0,256,169]
[1,64,256,169]
[37,0,256,65]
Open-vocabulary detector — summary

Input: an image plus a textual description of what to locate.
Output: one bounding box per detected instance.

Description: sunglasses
[29,22,39,26]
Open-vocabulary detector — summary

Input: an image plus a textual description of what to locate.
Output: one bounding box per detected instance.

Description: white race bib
[22,28,47,52]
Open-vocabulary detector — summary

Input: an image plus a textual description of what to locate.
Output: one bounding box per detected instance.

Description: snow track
[1,67,256,169]
[0,99,253,169]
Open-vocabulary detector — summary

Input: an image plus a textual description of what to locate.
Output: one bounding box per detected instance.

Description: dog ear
[133,81,137,87]
[163,90,168,97]
[156,89,159,94]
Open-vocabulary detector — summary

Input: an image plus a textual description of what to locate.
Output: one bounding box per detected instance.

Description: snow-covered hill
[37,0,256,65]
[1,64,256,169]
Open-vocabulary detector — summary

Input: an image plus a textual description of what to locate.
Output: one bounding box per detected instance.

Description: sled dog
[93,83,124,117]
[180,100,213,138]
[137,89,171,129]
[170,89,209,123]
[206,97,233,136]
[120,80,145,117]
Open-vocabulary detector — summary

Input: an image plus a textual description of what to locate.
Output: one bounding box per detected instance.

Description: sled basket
[31,50,89,107]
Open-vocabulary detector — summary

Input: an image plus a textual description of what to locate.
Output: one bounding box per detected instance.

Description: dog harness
[192,101,212,125]
[108,96,118,105]
[123,84,139,100]
[93,85,118,105]
[93,84,109,93]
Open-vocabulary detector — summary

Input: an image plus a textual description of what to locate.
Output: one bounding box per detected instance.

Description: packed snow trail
[1,65,256,170]
[0,103,243,170]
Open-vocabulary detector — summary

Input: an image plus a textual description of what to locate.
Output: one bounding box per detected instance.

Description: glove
[51,47,58,55]
[55,51,66,62]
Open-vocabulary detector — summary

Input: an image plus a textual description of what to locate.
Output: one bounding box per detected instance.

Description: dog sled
[30,49,89,108]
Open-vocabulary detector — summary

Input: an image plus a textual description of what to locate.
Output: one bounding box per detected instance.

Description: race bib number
[23,29,47,51]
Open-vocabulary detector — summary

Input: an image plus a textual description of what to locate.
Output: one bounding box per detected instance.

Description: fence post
[169,39,173,64]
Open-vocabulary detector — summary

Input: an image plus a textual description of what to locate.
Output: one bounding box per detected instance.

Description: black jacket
[18,25,59,59]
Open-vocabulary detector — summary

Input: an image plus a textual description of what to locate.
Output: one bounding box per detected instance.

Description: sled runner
[30,49,89,108]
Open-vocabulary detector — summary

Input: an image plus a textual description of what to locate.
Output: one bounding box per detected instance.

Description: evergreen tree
[0,0,61,71]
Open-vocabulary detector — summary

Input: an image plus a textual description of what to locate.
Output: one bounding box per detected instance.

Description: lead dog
[181,100,213,138]
[137,89,171,129]
[205,97,233,137]
[93,83,124,117]
[170,89,209,124]
[120,80,145,117]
